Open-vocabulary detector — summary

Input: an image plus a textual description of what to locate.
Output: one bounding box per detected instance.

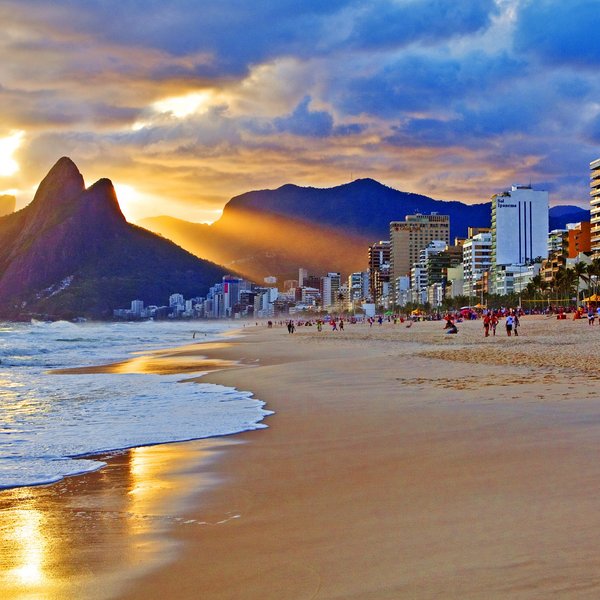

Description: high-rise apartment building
[492,185,549,265]
[591,158,600,257]
[491,185,548,293]
[320,272,341,308]
[567,221,591,258]
[368,240,390,304]
[348,271,369,309]
[298,268,308,287]
[389,214,450,282]
[463,232,492,298]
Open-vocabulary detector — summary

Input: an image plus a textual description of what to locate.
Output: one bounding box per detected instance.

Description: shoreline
[5,317,600,598]
[119,316,600,598]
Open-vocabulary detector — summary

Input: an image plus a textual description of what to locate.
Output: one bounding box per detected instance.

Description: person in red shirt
[483,314,490,337]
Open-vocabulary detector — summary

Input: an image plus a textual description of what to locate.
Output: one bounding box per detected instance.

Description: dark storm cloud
[338,51,526,117]
[514,0,600,67]
[274,97,334,138]
[348,0,500,50]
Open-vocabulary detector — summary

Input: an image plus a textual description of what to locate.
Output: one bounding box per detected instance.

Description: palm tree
[586,259,600,297]
[552,266,576,305]
[572,261,589,306]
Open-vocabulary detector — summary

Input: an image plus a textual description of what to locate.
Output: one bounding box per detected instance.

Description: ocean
[0,320,271,489]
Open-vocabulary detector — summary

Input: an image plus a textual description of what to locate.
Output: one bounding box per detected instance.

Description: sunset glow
[153,91,214,118]
[0,131,24,177]
[0,1,598,220]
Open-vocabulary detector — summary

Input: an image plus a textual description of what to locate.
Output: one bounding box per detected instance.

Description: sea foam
[0,321,270,489]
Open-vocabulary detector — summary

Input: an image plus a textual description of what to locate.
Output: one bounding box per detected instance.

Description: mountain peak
[29,156,85,213]
[82,178,126,226]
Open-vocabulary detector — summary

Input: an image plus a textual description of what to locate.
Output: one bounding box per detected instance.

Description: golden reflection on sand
[6,508,45,588]
[51,343,239,376]
[0,440,228,600]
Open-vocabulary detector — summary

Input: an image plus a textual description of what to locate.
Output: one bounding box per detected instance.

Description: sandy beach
[4,316,600,599]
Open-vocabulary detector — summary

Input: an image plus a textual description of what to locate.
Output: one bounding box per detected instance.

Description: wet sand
[5,316,600,599]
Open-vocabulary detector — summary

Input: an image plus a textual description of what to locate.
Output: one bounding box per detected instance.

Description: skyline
[1,0,600,223]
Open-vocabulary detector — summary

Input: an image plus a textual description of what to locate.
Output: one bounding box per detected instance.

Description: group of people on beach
[482,310,520,337]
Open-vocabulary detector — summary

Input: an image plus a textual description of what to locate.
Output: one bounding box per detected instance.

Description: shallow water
[0,320,271,489]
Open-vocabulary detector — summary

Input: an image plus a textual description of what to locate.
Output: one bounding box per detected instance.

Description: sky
[1,0,599,223]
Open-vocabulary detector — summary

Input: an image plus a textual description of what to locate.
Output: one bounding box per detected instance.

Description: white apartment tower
[591,158,600,257]
[491,185,549,293]
[463,232,492,298]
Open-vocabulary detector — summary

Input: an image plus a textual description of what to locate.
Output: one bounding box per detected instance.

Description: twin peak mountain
[0,157,226,319]
[0,158,588,319]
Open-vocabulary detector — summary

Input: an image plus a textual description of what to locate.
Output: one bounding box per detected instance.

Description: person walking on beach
[483,314,490,337]
[331,319,338,331]
[513,311,520,336]
[491,313,498,336]
[505,313,514,336]
[339,319,344,331]
[588,310,595,326]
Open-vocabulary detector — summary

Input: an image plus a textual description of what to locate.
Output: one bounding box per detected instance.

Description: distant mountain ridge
[0,158,228,319]
[223,178,491,240]
[140,179,589,282]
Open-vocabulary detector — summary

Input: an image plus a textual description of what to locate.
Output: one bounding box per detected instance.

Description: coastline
[5,317,600,598]
[120,317,600,598]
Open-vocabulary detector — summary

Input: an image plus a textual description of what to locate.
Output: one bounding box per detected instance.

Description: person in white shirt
[505,314,514,336]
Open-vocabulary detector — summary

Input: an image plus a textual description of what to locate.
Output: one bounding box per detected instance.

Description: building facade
[591,158,600,257]
[463,231,492,298]
[491,185,549,293]
[568,221,591,258]
[368,240,391,305]
[389,213,450,282]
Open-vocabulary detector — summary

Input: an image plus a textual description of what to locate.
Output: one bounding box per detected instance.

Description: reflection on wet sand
[0,439,232,600]
[52,343,240,376]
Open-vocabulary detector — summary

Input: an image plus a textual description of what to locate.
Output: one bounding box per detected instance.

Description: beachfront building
[428,282,444,307]
[394,275,411,307]
[368,240,391,306]
[130,299,144,317]
[348,271,369,311]
[567,221,591,258]
[513,263,542,294]
[491,185,549,294]
[493,265,519,296]
[463,231,492,299]
[389,214,450,283]
[591,158,600,258]
[424,243,463,287]
[320,272,341,309]
[410,265,428,305]
[254,287,278,318]
[446,264,464,299]
[407,241,447,305]
[548,229,568,256]
[222,276,252,317]
[301,286,320,306]
[298,267,308,287]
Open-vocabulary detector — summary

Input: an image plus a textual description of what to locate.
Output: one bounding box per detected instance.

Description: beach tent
[584,294,600,302]
[474,303,487,309]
